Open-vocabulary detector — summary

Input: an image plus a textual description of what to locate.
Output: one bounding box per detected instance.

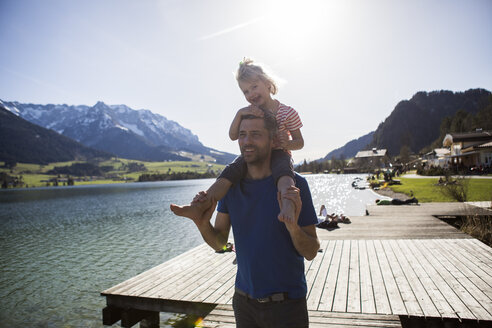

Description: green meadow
[0,158,225,188]
[386,176,492,203]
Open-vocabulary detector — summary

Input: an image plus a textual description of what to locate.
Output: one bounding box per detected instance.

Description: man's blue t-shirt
[217,173,318,299]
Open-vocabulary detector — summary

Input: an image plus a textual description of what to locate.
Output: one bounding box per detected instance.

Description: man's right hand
[193,199,217,228]
[169,191,216,224]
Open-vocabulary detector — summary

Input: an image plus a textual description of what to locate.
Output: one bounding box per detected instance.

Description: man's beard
[240,144,270,165]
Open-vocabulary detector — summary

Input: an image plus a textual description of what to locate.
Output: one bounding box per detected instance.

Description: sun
[258,0,346,59]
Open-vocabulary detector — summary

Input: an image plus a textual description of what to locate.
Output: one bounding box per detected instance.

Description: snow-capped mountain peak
[0,99,235,164]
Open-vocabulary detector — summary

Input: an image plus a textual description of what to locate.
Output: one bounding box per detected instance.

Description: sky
[1,0,491,163]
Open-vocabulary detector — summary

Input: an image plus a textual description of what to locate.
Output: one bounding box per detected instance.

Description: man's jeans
[232,291,309,328]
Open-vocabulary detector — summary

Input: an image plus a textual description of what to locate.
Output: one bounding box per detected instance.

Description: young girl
[171,58,304,222]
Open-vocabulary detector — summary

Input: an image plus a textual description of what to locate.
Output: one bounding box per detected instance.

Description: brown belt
[235,287,288,303]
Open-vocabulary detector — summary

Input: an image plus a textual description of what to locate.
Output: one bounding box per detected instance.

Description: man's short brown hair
[240,109,277,139]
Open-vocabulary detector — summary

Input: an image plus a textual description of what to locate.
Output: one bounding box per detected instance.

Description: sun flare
[257,0,347,60]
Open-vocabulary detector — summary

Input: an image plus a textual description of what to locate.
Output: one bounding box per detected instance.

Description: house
[442,130,492,170]
[422,148,450,168]
[348,148,389,171]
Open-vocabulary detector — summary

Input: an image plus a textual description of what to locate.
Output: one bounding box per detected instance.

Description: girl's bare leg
[170,178,232,219]
[277,176,296,223]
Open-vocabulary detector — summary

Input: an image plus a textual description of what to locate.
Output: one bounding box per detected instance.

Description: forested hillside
[369,88,491,155]
[0,106,110,164]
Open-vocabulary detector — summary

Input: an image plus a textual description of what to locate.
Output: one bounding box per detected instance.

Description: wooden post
[140,312,159,328]
[102,306,122,325]
[121,308,159,328]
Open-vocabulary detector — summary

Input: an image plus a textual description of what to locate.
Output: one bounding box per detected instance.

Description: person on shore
[317,204,338,229]
[171,58,304,224]
[375,197,418,205]
[317,205,351,229]
[173,112,319,328]
[319,204,328,218]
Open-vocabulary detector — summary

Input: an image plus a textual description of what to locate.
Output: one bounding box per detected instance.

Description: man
[375,197,418,205]
[174,112,320,327]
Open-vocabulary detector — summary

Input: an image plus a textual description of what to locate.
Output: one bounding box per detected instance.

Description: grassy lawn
[387,176,492,202]
[2,158,225,188]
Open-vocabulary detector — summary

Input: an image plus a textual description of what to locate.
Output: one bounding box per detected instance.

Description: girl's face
[238,78,272,108]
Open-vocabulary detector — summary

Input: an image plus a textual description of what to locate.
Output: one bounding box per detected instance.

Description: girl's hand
[240,105,264,117]
[191,191,208,204]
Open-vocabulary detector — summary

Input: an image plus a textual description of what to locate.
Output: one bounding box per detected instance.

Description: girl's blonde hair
[236,58,278,95]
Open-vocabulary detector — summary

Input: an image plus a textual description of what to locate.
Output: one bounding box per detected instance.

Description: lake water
[0,174,382,327]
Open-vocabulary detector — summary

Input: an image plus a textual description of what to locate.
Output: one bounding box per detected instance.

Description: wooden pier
[101,202,492,327]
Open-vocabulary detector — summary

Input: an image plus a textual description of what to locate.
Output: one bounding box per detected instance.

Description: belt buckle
[271,293,285,302]
[257,297,270,303]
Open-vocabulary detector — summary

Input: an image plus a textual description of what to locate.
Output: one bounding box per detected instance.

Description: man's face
[238,118,273,165]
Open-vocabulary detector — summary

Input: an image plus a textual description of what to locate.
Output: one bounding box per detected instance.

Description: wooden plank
[131,253,204,297]
[399,240,457,318]
[160,252,232,300]
[428,239,492,320]
[439,240,492,301]
[115,244,214,297]
[137,255,203,297]
[380,240,420,316]
[307,310,402,327]
[307,240,333,310]
[200,261,237,303]
[305,240,330,291]
[366,240,391,314]
[373,240,406,315]
[332,240,351,312]
[173,252,235,301]
[318,240,343,311]
[215,283,235,305]
[448,239,492,278]
[201,305,236,328]
[389,240,440,317]
[442,239,492,287]
[412,239,476,320]
[346,240,361,313]
[359,240,376,314]
[469,238,492,257]
[102,244,205,295]
[202,305,402,328]
[201,265,236,303]
[405,240,462,318]
[144,248,222,299]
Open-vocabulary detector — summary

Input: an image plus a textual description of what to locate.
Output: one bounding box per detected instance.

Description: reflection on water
[306,174,379,216]
[0,174,379,327]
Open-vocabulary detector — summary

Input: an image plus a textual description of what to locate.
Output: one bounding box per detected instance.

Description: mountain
[1,100,236,164]
[321,88,491,160]
[323,131,374,160]
[0,104,110,164]
[369,89,491,155]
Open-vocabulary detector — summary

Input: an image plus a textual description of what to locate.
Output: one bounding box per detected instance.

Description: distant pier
[101,202,492,327]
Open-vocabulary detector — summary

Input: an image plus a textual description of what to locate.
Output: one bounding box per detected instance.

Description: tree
[399,145,411,164]
[4,160,17,170]
[339,154,347,169]
[472,95,492,130]
[450,110,472,133]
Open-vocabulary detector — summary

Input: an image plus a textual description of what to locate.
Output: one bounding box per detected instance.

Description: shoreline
[372,187,411,200]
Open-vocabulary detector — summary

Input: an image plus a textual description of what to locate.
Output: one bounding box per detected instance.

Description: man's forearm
[196,221,228,251]
[287,225,320,261]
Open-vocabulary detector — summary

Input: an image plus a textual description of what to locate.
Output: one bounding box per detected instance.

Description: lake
[0,174,382,327]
